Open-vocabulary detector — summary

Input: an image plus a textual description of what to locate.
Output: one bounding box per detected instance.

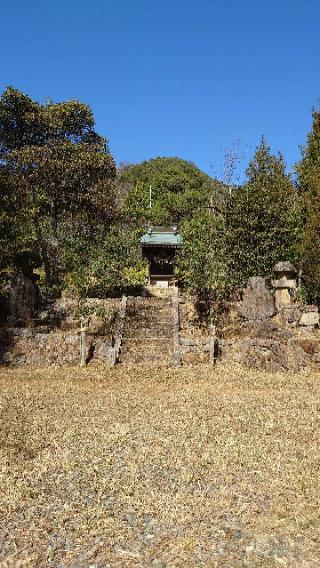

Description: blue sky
[1,0,320,181]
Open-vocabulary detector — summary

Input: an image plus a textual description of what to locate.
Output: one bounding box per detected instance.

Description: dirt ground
[0,364,319,567]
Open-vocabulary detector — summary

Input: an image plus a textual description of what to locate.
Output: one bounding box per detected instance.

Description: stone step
[124,325,173,335]
[121,347,172,356]
[123,336,172,345]
[120,355,173,366]
[121,296,174,367]
[124,329,173,338]
[125,316,172,325]
[121,344,173,354]
[121,348,173,358]
[128,298,172,305]
[127,306,171,312]
[125,313,172,320]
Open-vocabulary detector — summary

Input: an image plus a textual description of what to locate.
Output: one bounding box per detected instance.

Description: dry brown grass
[0,364,319,567]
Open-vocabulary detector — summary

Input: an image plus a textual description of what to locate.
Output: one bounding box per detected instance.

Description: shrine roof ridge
[141,225,182,247]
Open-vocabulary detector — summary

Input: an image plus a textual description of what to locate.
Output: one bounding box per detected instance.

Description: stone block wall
[0,295,122,368]
[218,271,320,371]
[1,264,319,371]
[177,294,215,365]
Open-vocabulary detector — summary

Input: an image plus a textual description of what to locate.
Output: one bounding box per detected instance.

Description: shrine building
[140,226,182,287]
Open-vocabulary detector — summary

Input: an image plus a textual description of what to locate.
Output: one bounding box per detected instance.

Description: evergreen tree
[175,210,227,308]
[227,138,300,288]
[296,109,320,302]
[0,164,31,280]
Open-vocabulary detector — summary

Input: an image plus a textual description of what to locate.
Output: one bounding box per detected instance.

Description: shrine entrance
[141,226,182,287]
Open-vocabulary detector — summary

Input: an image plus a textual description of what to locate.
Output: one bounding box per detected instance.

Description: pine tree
[296,109,320,302]
[227,137,300,288]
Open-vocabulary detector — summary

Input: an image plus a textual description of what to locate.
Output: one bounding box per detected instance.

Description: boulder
[92,337,114,365]
[239,277,276,322]
[299,307,319,327]
[298,338,320,355]
[270,340,307,371]
[218,334,308,371]
[245,319,292,339]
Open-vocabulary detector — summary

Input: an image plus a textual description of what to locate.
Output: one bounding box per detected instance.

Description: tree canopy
[0,86,319,306]
[296,108,320,302]
[227,138,301,288]
[119,157,226,225]
[175,210,227,304]
[0,87,116,287]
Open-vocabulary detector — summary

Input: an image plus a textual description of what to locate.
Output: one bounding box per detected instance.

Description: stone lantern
[272,261,298,309]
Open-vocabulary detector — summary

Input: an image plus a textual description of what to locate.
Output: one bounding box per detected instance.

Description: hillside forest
[0,87,319,306]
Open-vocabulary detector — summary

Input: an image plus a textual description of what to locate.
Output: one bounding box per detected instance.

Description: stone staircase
[120,296,174,367]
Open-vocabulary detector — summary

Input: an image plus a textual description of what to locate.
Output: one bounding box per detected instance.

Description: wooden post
[80,322,87,368]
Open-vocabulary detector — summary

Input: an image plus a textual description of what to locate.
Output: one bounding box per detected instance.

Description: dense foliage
[296,109,320,302]
[0,87,116,290]
[64,225,147,297]
[227,138,301,288]
[0,86,319,304]
[175,211,227,302]
[119,157,226,225]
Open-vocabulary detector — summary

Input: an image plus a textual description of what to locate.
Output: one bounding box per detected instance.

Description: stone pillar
[112,295,127,366]
[79,324,87,367]
[171,287,181,367]
[272,261,298,311]
[209,324,216,365]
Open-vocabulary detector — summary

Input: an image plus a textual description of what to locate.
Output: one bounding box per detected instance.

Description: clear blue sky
[1,0,320,181]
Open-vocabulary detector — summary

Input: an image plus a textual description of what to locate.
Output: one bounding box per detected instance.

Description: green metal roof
[141,227,182,247]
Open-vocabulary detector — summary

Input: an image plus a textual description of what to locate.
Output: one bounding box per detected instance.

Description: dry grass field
[0,364,319,567]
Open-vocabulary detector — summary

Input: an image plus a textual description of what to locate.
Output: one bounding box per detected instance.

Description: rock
[246,320,292,340]
[269,340,308,371]
[239,277,276,321]
[151,560,166,568]
[274,288,292,308]
[299,308,319,327]
[123,512,138,527]
[51,297,78,319]
[281,306,301,323]
[298,338,320,355]
[179,338,196,346]
[87,313,107,335]
[93,338,114,364]
[218,336,308,371]
[0,330,81,367]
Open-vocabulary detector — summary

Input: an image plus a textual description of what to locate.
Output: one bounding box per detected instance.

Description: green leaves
[175,211,227,305]
[65,226,147,297]
[0,87,117,286]
[296,108,320,302]
[118,157,225,225]
[227,138,300,288]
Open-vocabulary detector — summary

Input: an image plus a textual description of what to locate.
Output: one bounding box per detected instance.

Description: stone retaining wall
[1,263,319,371]
[0,296,121,367]
[219,271,320,371]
